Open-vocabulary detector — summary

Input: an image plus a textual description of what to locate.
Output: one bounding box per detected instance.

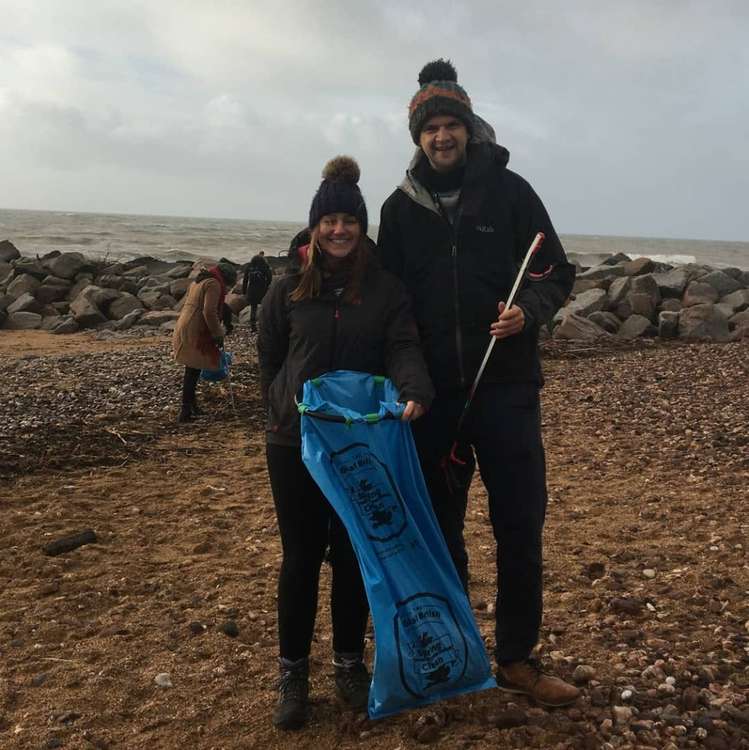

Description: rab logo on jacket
[475,224,495,233]
[394,593,468,697]
[331,443,407,542]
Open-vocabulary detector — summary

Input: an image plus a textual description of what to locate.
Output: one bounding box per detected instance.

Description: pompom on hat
[408,58,474,145]
[308,156,368,235]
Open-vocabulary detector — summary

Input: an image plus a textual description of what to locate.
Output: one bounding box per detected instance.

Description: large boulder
[651,267,691,298]
[0,293,15,312]
[112,309,144,331]
[626,276,660,321]
[69,285,110,328]
[140,310,181,327]
[659,298,682,313]
[658,311,679,339]
[13,257,47,279]
[51,316,79,334]
[7,273,41,299]
[720,289,749,314]
[226,292,248,315]
[576,263,627,282]
[678,304,731,342]
[0,260,12,284]
[169,278,192,299]
[166,263,193,279]
[682,281,718,307]
[107,292,144,320]
[66,276,95,301]
[553,313,610,341]
[572,278,607,294]
[7,292,44,315]
[618,314,656,339]
[563,288,608,317]
[588,311,621,333]
[36,278,72,305]
[5,311,42,329]
[607,277,631,307]
[0,240,21,263]
[729,309,749,331]
[696,270,742,298]
[622,257,655,276]
[47,252,90,279]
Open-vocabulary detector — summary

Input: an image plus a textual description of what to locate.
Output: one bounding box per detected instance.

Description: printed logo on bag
[393,593,468,697]
[331,443,407,542]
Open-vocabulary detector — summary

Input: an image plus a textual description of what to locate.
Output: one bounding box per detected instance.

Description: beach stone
[7,273,41,299]
[729,310,749,331]
[0,293,13,312]
[169,278,192,299]
[108,292,144,320]
[67,276,94,301]
[602,252,631,265]
[41,314,64,330]
[613,299,633,321]
[6,311,43,329]
[683,281,719,307]
[138,290,167,309]
[140,310,180,326]
[220,620,239,638]
[658,311,679,339]
[47,252,89,279]
[97,274,129,291]
[623,257,655,276]
[618,314,655,339]
[554,313,610,341]
[0,260,13,282]
[7,292,44,315]
[122,264,150,278]
[489,708,527,729]
[564,288,608,317]
[588,311,621,333]
[720,288,749,313]
[573,664,596,684]
[678,304,730,341]
[0,239,21,262]
[154,673,173,688]
[154,293,177,310]
[607,276,631,307]
[14,257,47,279]
[714,302,734,320]
[697,270,743,297]
[166,263,192,279]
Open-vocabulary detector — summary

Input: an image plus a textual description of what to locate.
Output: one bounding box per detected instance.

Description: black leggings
[266,443,369,661]
[182,366,200,405]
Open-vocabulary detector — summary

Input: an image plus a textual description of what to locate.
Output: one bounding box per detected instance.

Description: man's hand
[401,401,425,421]
[489,301,524,340]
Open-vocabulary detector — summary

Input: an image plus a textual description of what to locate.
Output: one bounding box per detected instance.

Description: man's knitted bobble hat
[216,262,237,285]
[408,59,474,145]
[308,156,368,235]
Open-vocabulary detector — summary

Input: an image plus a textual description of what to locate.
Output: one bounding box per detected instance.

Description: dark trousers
[411,383,548,665]
[181,366,200,405]
[266,443,369,661]
[249,303,259,330]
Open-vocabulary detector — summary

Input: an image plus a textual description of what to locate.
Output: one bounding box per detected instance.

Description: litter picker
[448,231,545,464]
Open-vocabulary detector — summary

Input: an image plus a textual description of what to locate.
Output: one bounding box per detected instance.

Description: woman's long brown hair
[290,225,370,304]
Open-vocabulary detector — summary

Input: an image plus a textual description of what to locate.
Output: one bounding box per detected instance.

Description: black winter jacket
[377,142,575,393]
[257,250,435,447]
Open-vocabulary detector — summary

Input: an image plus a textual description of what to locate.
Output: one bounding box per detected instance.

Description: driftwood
[43,529,98,556]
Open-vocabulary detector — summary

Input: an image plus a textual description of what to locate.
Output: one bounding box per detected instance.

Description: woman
[258,156,434,730]
[172,262,237,422]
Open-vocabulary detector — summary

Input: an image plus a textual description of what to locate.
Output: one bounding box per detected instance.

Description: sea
[1,207,747,270]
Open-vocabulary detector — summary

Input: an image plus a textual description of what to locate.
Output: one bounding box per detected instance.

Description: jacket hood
[398,142,511,215]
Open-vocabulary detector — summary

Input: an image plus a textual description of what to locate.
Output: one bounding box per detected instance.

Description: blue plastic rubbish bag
[200,350,232,381]
[299,370,495,719]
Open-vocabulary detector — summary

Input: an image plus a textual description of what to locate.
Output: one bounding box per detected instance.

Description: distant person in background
[242,250,273,332]
[172,262,238,422]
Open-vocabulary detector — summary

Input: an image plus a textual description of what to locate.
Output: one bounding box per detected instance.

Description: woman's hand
[401,401,425,421]
[489,301,525,339]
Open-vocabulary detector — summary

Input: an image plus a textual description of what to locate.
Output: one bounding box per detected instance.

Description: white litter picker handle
[466,231,546,400]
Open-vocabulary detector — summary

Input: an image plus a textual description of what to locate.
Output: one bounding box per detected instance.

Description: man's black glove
[213,336,224,349]
[225,322,234,336]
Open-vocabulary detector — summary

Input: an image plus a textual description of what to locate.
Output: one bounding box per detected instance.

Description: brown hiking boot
[497,659,580,707]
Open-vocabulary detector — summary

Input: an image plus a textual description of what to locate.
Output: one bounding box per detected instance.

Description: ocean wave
[648,254,697,266]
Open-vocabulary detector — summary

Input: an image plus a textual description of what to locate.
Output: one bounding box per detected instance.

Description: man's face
[419,115,469,173]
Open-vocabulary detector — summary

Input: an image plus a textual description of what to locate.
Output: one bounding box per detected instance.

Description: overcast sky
[1,1,747,241]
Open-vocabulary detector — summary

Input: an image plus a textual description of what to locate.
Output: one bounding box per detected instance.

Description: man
[377,59,579,707]
[242,250,273,332]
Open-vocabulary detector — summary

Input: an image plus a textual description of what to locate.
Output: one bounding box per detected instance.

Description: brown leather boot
[497,659,580,707]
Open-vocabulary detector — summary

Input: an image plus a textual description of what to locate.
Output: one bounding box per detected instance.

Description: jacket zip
[433,193,466,388]
[329,298,340,371]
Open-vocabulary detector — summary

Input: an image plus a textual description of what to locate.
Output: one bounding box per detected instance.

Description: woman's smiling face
[317,213,361,258]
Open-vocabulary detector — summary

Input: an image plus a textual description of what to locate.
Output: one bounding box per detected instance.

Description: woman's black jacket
[257,246,435,447]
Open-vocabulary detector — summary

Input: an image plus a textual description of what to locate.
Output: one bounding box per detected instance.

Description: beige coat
[172,277,224,370]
